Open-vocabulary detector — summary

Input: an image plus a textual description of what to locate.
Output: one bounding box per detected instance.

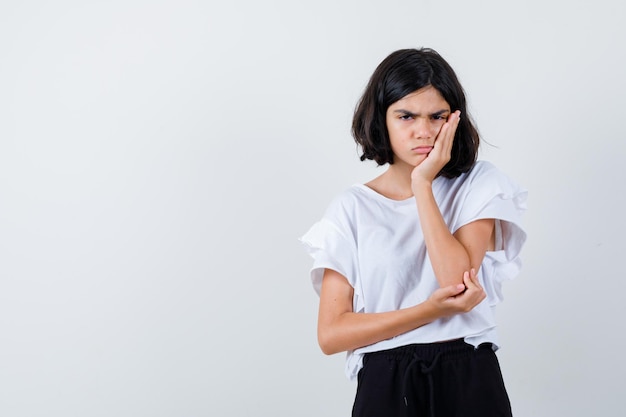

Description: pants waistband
[365,339,493,362]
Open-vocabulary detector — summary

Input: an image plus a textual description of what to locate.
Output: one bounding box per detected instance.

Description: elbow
[437,262,473,287]
[436,272,466,288]
[317,328,341,355]
[318,342,336,356]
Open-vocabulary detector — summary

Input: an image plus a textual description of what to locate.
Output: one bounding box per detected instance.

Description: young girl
[301,48,527,417]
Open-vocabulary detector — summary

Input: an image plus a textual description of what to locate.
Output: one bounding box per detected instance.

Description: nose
[413,117,434,139]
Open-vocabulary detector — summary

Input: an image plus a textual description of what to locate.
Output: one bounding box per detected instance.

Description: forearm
[318,302,440,355]
[413,181,471,287]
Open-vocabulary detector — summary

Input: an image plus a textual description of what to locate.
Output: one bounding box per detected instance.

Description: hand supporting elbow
[427,269,485,316]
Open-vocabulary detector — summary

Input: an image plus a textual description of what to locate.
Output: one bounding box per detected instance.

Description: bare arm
[317,268,485,355]
[414,182,495,287]
[411,111,495,287]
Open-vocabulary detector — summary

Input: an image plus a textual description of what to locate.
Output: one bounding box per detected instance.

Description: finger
[439,282,467,299]
[441,111,460,153]
[435,117,453,146]
[433,111,459,155]
[464,268,486,304]
[463,269,475,289]
[469,268,483,290]
[445,111,461,138]
[462,270,482,296]
[462,270,470,284]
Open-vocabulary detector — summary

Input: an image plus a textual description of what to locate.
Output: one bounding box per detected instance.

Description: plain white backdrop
[1,1,625,416]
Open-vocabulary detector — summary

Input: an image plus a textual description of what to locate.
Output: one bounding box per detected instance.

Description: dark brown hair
[352,48,480,178]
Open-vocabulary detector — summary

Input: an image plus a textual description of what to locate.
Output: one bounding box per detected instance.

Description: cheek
[431,120,446,134]
[388,122,410,138]
[387,127,407,149]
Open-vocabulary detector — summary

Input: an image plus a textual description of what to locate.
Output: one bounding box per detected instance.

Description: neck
[386,161,414,191]
[365,162,415,201]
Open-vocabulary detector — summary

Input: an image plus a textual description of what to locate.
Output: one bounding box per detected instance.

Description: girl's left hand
[411,110,461,185]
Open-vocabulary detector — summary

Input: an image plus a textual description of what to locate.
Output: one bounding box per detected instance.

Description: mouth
[412,146,434,155]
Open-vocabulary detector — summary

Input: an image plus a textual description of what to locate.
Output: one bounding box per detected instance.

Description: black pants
[352,339,512,417]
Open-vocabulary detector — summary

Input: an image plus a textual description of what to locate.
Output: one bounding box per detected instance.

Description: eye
[398,114,413,121]
[431,114,448,121]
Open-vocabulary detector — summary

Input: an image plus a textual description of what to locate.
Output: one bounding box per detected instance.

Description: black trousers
[352,339,512,417]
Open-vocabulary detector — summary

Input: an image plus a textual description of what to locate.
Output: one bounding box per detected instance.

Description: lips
[412,146,433,154]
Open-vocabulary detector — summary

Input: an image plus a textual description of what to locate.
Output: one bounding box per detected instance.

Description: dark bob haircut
[352,48,480,178]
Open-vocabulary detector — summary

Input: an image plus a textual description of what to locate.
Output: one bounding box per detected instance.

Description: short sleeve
[299,218,359,296]
[455,161,528,262]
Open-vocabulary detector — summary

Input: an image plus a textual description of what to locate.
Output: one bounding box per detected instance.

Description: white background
[1,1,625,416]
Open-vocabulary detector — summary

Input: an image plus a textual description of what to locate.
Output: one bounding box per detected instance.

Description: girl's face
[385,86,451,168]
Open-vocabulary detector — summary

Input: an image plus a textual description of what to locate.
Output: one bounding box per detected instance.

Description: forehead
[389,86,450,110]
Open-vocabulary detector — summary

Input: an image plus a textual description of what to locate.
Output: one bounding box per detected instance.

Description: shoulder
[307,185,371,245]
[323,185,371,221]
[436,161,499,195]
[438,161,526,214]
[452,161,527,221]
[464,161,524,195]
[467,160,498,180]
[445,161,527,231]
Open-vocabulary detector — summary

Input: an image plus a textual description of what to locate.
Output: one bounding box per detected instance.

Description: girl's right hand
[411,110,461,186]
[427,268,486,316]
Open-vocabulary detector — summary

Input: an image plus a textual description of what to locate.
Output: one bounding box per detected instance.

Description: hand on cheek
[411,110,461,185]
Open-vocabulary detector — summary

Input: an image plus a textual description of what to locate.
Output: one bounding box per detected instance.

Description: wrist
[411,178,433,195]
[419,298,442,322]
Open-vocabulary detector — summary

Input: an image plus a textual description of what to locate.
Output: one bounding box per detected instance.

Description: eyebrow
[393,109,450,117]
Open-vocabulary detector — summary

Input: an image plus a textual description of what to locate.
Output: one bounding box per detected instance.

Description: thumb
[440,282,466,298]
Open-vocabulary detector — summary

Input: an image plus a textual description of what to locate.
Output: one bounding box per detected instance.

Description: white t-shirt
[300,161,527,380]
